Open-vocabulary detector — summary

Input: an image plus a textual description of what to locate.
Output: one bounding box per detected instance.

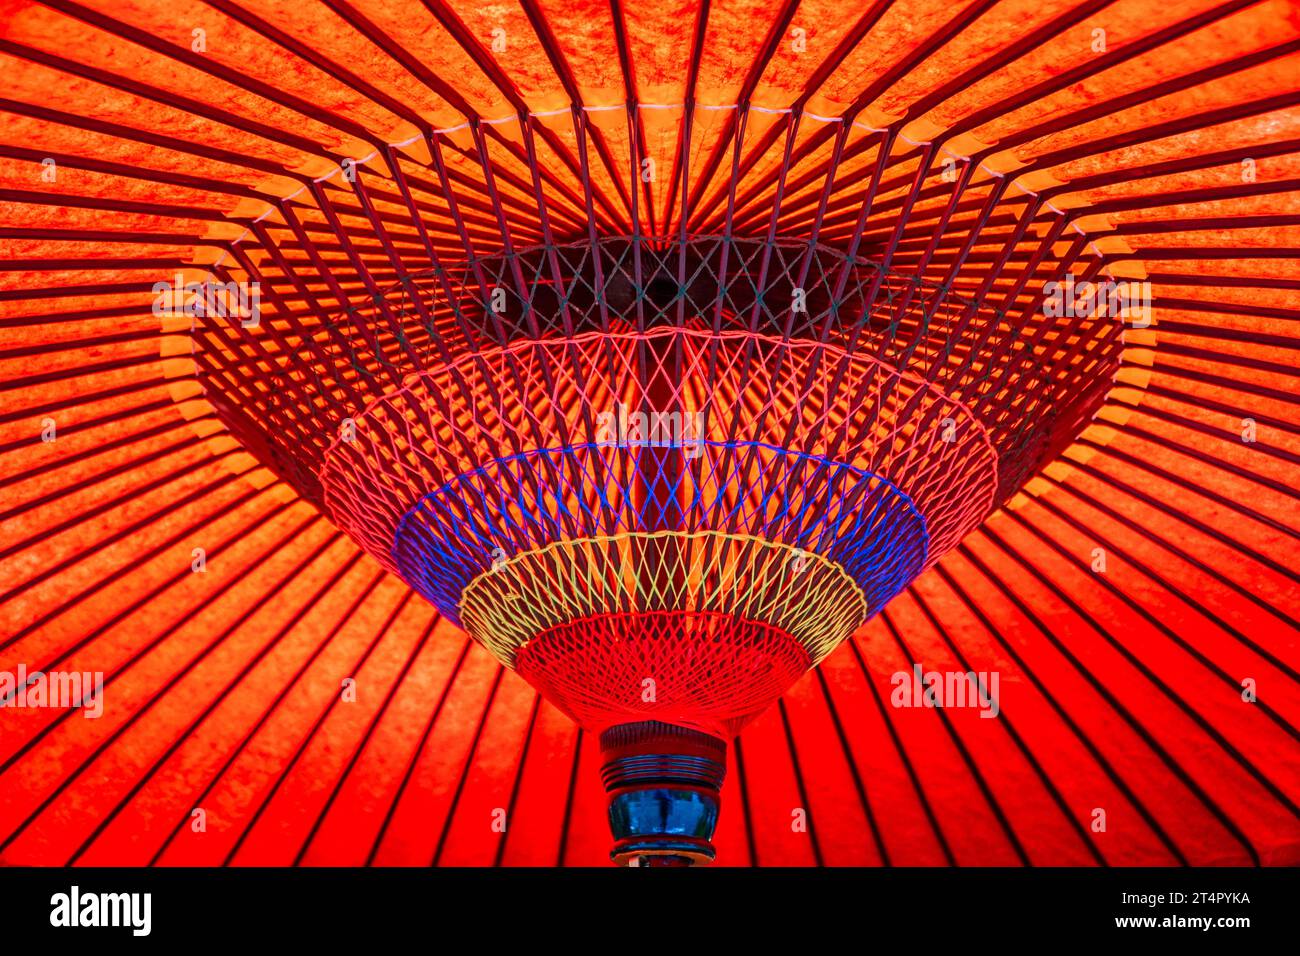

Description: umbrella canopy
[1,0,1298,866]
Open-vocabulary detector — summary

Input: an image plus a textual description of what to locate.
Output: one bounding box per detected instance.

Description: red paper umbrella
[1,0,1298,867]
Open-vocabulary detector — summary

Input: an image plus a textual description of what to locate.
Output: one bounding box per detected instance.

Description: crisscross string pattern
[460,531,867,664]
[319,325,999,578]
[514,610,815,739]
[201,236,1121,513]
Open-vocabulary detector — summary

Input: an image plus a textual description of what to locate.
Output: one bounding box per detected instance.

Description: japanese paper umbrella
[1,0,1299,866]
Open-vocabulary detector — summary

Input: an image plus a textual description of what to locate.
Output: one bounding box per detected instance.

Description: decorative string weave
[320,327,998,581]
[390,441,923,625]
[192,194,1121,735]
[458,530,869,668]
[515,611,813,738]
[202,236,1119,513]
